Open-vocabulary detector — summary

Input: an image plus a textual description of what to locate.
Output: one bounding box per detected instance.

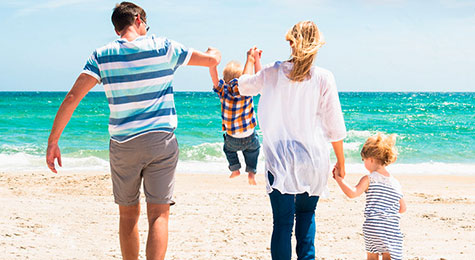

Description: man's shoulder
[93,40,121,57]
[92,35,172,55]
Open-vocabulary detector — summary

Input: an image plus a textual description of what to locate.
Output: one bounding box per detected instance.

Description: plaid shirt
[213,78,257,135]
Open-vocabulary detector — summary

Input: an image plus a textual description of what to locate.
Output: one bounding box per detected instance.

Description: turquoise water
[0,91,474,173]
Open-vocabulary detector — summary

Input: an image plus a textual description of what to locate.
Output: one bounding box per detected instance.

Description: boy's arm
[334,174,369,199]
[209,66,219,88]
[399,198,407,213]
[254,49,262,73]
[46,73,98,173]
[188,47,221,67]
[242,47,256,75]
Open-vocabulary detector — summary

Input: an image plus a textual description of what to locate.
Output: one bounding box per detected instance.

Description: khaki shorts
[109,131,178,206]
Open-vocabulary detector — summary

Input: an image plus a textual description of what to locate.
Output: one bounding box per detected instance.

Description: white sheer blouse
[238,61,346,196]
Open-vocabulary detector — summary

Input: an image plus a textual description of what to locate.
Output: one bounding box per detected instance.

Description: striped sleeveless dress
[363,172,403,260]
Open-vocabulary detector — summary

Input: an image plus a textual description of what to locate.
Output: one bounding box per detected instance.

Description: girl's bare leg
[382,252,391,260]
[367,252,379,260]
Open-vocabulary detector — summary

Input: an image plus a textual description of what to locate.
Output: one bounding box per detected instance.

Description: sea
[0,91,474,175]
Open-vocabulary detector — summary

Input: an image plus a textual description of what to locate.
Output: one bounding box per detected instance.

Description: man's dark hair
[111,2,147,32]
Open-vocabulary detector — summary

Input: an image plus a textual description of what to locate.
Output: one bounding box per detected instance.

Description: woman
[238,21,347,260]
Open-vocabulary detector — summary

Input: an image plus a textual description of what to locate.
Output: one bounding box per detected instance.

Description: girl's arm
[399,198,407,213]
[209,66,219,87]
[334,175,369,199]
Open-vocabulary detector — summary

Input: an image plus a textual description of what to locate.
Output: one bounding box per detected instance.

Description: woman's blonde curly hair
[361,133,398,166]
[285,21,325,82]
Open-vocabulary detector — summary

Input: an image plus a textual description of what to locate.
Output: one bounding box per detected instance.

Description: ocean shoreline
[4,151,475,176]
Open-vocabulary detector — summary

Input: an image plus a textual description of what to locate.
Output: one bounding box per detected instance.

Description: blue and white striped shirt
[82,35,192,142]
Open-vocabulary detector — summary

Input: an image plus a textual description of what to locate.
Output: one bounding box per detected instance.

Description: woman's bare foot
[248,172,257,185]
[229,170,241,178]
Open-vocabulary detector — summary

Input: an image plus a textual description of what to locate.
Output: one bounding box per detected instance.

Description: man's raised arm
[188,47,221,67]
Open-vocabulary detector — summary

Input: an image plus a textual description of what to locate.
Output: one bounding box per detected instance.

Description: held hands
[46,143,62,173]
[332,163,346,180]
[206,47,221,66]
[253,48,262,62]
[246,47,256,64]
[246,46,262,64]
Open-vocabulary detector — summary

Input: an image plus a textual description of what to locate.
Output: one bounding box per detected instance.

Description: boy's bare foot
[230,170,240,178]
[248,172,257,185]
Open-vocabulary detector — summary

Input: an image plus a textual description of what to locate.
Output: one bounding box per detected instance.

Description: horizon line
[1,90,474,93]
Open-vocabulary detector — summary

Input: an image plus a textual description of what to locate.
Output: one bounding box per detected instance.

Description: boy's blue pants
[222,131,260,173]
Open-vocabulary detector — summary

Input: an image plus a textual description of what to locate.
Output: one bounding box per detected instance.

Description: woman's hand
[246,47,257,64]
[331,140,346,178]
[243,46,258,75]
[333,163,346,179]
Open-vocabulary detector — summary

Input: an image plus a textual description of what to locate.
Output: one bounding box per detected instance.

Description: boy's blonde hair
[361,133,398,166]
[285,21,325,82]
[223,61,243,84]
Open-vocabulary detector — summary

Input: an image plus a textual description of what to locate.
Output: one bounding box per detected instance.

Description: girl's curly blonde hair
[285,21,325,82]
[361,133,398,166]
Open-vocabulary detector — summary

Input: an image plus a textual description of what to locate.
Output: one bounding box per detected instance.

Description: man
[45,2,221,260]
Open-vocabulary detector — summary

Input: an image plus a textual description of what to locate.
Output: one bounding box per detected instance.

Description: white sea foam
[0,152,109,173]
[346,130,374,138]
[180,142,223,161]
[344,142,363,151]
[1,152,474,176]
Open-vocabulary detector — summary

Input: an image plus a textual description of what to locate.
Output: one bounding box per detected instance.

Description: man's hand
[44,73,98,174]
[46,143,62,173]
[206,47,221,66]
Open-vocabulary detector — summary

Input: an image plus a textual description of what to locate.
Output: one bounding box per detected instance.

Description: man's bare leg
[119,204,141,260]
[146,203,170,260]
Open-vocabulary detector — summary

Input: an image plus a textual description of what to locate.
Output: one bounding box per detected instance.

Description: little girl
[333,134,406,260]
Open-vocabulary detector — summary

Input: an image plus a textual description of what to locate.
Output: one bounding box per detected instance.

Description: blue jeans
[268,172,320,260]
[223,131,260,173]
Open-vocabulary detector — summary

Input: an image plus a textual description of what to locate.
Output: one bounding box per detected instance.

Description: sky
[0,0,474,92]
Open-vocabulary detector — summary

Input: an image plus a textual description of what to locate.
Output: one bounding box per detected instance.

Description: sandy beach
[1,170,474,259]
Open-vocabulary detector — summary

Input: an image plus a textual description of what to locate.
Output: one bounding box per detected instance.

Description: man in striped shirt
[46,2,220,260]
